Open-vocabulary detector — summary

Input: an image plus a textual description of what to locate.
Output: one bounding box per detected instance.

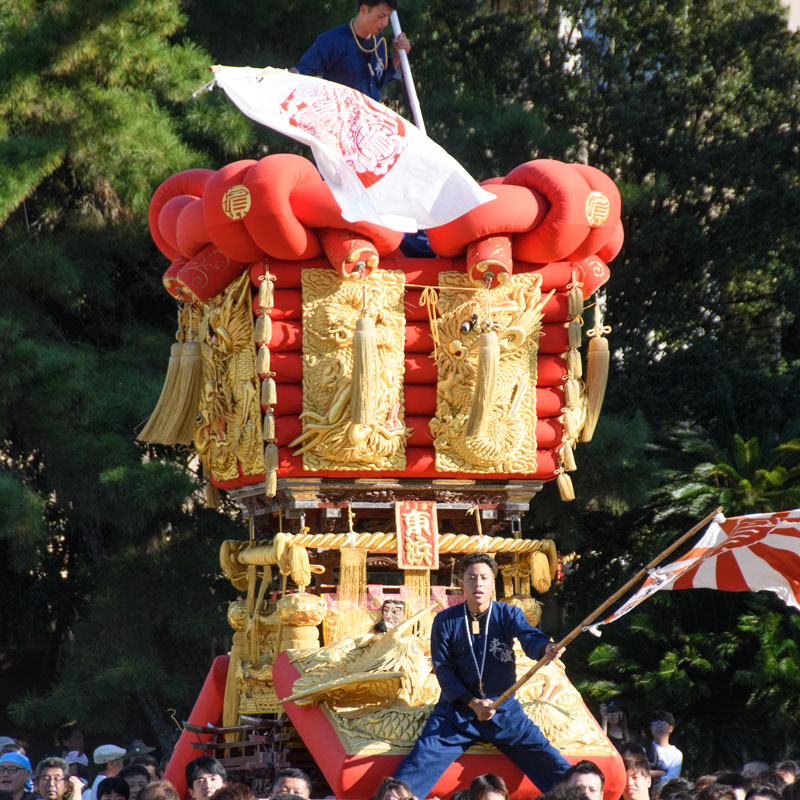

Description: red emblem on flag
[280,84,406,188]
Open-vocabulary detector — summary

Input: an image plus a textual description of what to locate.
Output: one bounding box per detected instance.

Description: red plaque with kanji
[395,500,439,569]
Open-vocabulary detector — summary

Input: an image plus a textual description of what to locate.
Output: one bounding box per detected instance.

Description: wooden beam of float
[224,531,553,564]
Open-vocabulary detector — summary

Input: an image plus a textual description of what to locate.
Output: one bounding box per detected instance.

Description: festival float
[144,67,627,800]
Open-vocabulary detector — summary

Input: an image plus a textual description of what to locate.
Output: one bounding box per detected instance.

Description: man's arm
[510,605,557,661]
[293,34,330,77]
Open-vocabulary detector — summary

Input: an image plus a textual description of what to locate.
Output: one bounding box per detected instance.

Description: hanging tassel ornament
[254,314,272,347]
[262,412,276,441]
[258,270,274,310]
[568,319,582,349]
[257,344,271,376]
[529,551,552,594]
[557,470,575,502]
[351,285,378,427]
[466,328,499,437]
[173,339,204,445]
[568,286,584,319]
[581,297,611,442]
[564,377,582,408]
[138,306,204,445]
[261,376,277,406]
[561,442,577,471]
[204,481,220,509]
[567,347,583,378]
[137,340,184,444]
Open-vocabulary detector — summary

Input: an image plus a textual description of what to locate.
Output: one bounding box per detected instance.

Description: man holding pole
[394,553,571,799]
[292,1,411,103]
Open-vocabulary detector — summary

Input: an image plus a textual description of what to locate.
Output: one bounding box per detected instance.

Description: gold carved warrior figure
[291,269,408,470]
[194,273,263,480]
[432,273,547,473]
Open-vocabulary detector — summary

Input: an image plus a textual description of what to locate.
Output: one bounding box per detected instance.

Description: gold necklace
[349,19,381,54]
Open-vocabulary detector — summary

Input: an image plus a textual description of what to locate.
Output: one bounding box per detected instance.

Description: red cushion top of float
[290,181,403,255]
[504,159,593,263]
[242,153,324,261]
[202,159,265,263]
[566,163,623,260]
[427,184,544,257]
[149,168,215,260]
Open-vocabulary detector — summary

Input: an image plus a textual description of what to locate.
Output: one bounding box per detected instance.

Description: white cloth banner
[213,66,494,232]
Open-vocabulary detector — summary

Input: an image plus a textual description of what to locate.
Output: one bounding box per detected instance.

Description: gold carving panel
[195,273,263,480]
[431,272,545,473]
[295,269,407,471]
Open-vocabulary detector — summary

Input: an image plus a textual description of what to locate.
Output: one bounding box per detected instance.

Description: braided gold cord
[227,532,554,564]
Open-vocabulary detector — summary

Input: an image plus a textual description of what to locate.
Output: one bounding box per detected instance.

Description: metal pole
[390,11,426,134]
[490,506,723,709]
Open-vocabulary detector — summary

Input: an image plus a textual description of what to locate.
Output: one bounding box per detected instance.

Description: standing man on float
[291,1,411,102]
[394,553,571,799]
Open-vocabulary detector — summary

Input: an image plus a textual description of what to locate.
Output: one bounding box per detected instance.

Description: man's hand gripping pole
[390,12,425,134]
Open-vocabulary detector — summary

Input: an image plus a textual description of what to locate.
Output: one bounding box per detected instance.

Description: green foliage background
[1,0,799,774]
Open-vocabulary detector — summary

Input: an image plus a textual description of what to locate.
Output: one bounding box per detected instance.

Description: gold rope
[230,531,557,560]
[419,285,441,358]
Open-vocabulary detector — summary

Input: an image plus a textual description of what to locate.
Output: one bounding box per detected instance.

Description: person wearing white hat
[83,746,126,800]
[0,737,17,755]
[65,751,90,786]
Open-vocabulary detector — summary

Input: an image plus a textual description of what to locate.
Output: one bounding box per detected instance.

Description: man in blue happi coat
[292,1,410,102]
[394,553,571,798]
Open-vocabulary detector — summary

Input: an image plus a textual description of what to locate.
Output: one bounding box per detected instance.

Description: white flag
[212,66,494,233]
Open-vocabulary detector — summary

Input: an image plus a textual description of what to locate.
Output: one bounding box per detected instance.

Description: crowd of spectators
[0,720,798,800]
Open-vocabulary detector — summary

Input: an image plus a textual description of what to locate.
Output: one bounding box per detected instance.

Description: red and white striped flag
[587,510,800,634]
[212,66,494,232]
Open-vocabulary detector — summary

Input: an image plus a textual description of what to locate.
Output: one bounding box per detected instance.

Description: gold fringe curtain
[404,568,433,639]
[334,547,370,641]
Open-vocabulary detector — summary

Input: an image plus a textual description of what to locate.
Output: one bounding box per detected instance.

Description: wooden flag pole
[390,12,426,134]
[489,506,723,709]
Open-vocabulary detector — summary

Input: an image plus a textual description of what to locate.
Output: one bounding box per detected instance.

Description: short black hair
[540,785,589,800]
[623,753,650,778]
[98,778,131,800]
[716,775,752,792]
[649,710,675,726]
[120,765,151,783]
[461,553,498,576]
[469,774,508,800]
[565,761,605,788]
[360,0,398,9]
[746,788,783,800]
[55,723,82,746]
[185,757,226,788]
[271,768,311,795]
[660,778,695,799]
[130,755,159,770]
[373,777,413,800]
